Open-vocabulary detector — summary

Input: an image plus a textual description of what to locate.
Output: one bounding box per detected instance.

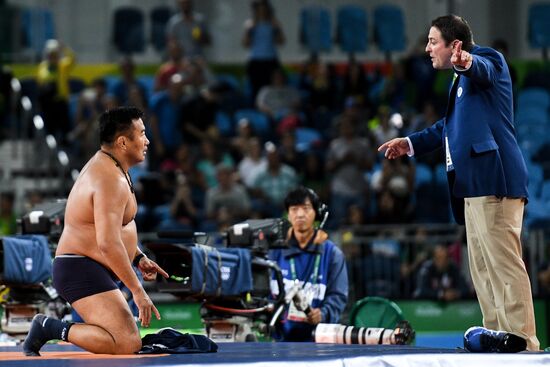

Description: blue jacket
[409,45,527,224]
[268,229,348,341]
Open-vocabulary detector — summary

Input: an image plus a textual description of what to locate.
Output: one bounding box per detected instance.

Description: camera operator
[269,187,348,341]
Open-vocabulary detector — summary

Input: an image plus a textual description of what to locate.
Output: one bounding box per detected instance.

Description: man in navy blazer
[379,15,539,351]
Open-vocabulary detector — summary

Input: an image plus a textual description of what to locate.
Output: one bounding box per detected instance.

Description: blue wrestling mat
[1,342,549,367]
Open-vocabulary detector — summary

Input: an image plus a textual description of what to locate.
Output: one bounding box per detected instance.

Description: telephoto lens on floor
[313,321,415,345]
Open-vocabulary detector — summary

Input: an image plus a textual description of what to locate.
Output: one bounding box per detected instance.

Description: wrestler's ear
[115,135,127,150]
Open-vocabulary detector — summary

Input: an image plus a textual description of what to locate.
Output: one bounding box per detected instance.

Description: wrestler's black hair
[284,186,327,221]
[431,14,474,51]
[99,106,144,145]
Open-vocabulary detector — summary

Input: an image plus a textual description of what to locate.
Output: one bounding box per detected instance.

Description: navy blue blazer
[408,45,528,224]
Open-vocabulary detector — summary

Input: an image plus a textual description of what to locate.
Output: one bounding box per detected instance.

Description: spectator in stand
[242,0,285,102]
[0,192,16,235]
[153,39,189,92]
[256,67,301,121]
[370,157,415,224]
[181,59,215,98]
[148,73,185,168]
[230,118,258,161]
[370,105,400,148]
[238,137,267,189]
[160,143,207,208]
[326,117,373,228]
[205,163,251,223]
[342,57,368,106]
[299,55,338,112]
[110,57,147,106]
[405,100,442,169]
[302,151,328,198]
[68,78,112,166]
[158,173,199,231]
[196,139,234,189]
[330,96,371,140]
[179,82,224,147]
[381,62,407,112]
[403,36,437,112]
[36,39,75,146]
[166,0,211,60]
[413,244,469,301]
[252,141,298,217]
[279,130,306,176]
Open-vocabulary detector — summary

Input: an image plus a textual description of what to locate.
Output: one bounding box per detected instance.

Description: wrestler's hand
[378,138,409,159]
[133,287,160,328]
[451,40,473,69]
[306,307,322,325]
[137,257,169,282]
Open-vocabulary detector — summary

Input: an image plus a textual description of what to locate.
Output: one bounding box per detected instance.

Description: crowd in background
[2,0,550,301]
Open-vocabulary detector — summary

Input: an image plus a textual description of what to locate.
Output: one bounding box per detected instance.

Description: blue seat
[150,6,172,52]
[215,111,234,137]
[516,123,548,143]
[528,3,550,49]
[336,5,368,53]
[294,127,322,152]
[515,106,549,126]
[540,180,550,202]
[137,75,155,100]
[517,87,550,111]
[21,8,56,59]
[373,5,406,53]
[113,7,145,54]
[415,162,433,187]
[299,5,332,53]
[526,160,544,198]
[524,197,550,228]
[216,73,241,92]
[234,109,271,138]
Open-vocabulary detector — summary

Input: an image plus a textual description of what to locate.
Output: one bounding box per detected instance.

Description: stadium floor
[1,341,549,367]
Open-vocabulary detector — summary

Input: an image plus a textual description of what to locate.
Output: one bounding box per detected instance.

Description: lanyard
[289,253,321,285]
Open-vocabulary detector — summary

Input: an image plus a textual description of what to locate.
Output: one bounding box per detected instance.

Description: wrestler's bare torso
[56,151,138,268]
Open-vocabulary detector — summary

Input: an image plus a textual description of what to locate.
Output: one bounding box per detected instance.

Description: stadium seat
[215,111,234,137]
[234,109,271,138]
[150,6,172,53]
[517,87,550,111]
[336,5,368,54]
[528,3,550,50]
[373,5,406,54]
[113,7,145,54]
[137,75,155,100]
[414,162,433,187]
[526,160,544,198]
[21,7,56,60]
[294,127,322,152]
[299,5,332,53]
[216,73,241,92]
[349,296,404,329]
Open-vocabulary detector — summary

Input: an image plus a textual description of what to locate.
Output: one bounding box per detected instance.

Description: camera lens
[313,323,393,345]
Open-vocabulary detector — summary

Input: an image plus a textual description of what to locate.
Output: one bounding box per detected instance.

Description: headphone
[306,188,329,228]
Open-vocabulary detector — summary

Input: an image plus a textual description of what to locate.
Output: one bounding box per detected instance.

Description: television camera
[0,199,69,339]
[144,218,304,342]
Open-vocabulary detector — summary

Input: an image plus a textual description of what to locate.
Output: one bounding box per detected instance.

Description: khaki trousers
[464,196,540,351]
